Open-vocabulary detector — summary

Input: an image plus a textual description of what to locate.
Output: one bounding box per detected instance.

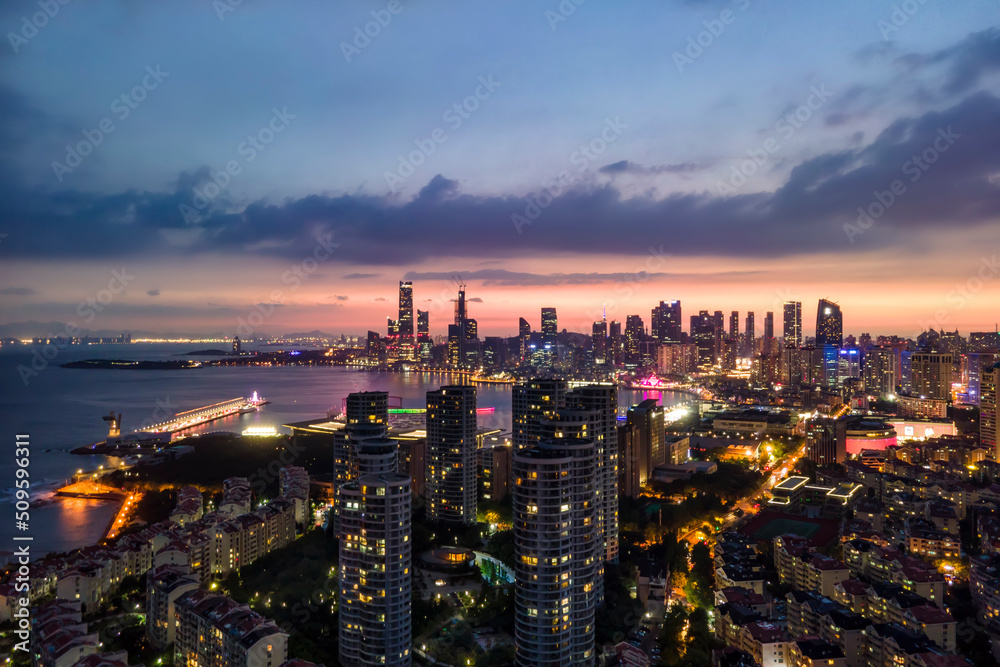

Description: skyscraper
[816,299,843,348]
[519,316,532,363]
[513,437,600,666]
[563,384,618,566]
[981,362,999,456]
[729,310,739,341]
[651,300,682,344]
[512,379,568,451]
[608,320,623,366]
[397,280,414,359]
[541,307,558,366]
[691,311,716,367]
[744,311,755,357]
[783,301,802,348]
[333,391,396,531]
[624,315,644,365]
[591,319,607,365]
[339,471,412,667]
[863,347,898,398]
[911,352,953,401]
[763,311,774,354]
[426,385,477,525]
[416,309,431,361]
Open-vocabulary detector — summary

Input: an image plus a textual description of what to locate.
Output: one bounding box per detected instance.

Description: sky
[1,0,999,340]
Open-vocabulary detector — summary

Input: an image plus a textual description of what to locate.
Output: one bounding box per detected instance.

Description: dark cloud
[599,160,700,175]
[0,287,37,296]
[3,92,1000,264]
[333,295,349,301]
[342,273,381,279]
[468,297,483,303]
[898,28,1000,95]
[147,289,160,296]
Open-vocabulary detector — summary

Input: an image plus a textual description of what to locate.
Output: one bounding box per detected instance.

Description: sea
[0,343,688,558]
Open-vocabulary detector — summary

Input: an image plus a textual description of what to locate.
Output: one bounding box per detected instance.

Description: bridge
[136,392,267,434]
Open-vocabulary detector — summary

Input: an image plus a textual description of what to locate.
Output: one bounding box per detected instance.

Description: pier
[137,393,268,434]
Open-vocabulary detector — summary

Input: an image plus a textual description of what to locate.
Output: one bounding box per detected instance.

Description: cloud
[374,297,386,301]
[0,286,37,296]
[599,160,701,175]
[342,272,381,279]
[332,295,349,301]
[468,297,483,302]
[897,28,1000,96]
[3,92,1000,265]
[147,289,160,296]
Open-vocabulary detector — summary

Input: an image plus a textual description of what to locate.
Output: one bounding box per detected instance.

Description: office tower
[455,283,467,325]
[519,317,532,362]
[712,311,724,362]
[806,418,847,466]
[447,324,462,366]
[691,311,716,367]
[911,352,953,401]
[981,363,999,455]
[763,311,775,355]
[864,347,898,398]
[484,336,506,368]
[811,345,840,389]
[396,280,414,359]
[837,349,861,387]
[783,301,802,348]
[339,472,412,667]
[541,307,558,345]
[608,321,623,366]
[729,310,739,341]
[651,300,682,344]
[426,385,477,524]
[563,384,619,565]
[744,311,755,357]
[815,299,843,347]
[900,350,913,394]
[592,319,608,365]
[513,437,600,666]
[965,352,1000,405]
[513,379,568,451]
[722,338,739,371]
[624,315,644,365]
[417,310,431,361]
[621,398,664,498]
[366,331,384,361]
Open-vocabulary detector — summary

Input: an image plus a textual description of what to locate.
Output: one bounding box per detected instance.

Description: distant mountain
[0,321,156,338]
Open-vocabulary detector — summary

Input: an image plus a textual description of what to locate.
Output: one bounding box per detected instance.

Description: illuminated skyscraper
[513,435,599,666]
[592,319,608,365]
[608,321,623,366]
[911,352,953,401]
[562,384,618,565]
[426,385,477,524]
[806,418,846,466]
[981,363,999,456]
[624,315,644,365]
[397,281,414,359]
[863,347,898,398]
[416,309,431,360]
[651,300,682,344]
[744,312,755,357]
[541,307,558,366]
[519,317,532,363]
[816,299,843,348]
[763,311,775,355]
[339,471,412,667]
[783,301,802,348]
[691,311,716,367]
[512,378,568,451]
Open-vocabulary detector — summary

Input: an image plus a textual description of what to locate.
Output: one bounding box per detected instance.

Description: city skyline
[2,3,1000,337]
